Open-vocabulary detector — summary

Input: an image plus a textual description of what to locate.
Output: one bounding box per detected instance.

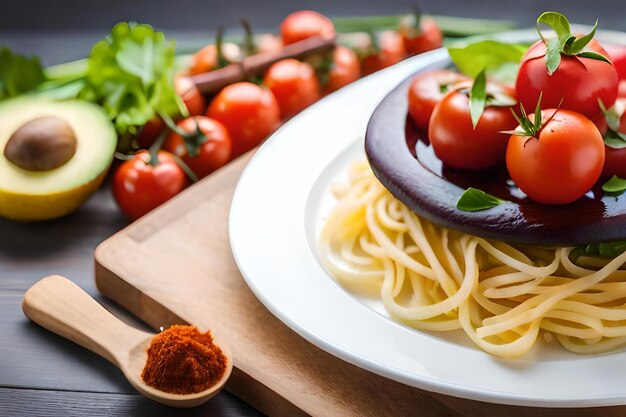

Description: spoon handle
[22,275,151,366]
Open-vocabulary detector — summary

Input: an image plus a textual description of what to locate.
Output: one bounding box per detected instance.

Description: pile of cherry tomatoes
[408,12,626,205]
[113,10,443,220]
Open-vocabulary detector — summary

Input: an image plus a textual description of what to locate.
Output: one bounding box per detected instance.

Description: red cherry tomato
[602,104,626,177]
[280,10,335,46]
[506,109,605,204]
[399,17,443,56]
[206,82,280,158]
[361,30,407,76]
[189,43,241,75]
[136,118,165,149]
[162,116,232,179]
[407,70,471,130]
[602,42,626,81]
[515,39,618,120]
[263,58,321,120]
[428,84,518,170]
[323,46,360,95]
[112,151,187,220]
[176,77,206,117]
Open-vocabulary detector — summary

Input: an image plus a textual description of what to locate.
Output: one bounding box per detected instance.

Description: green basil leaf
[584,241,626,258]
[456,187,505,212]
[469,69,487,129]
[545,38,562,75]
[568,19,598,54]
[487,62,520,88]
[447,40,527,85]
[537,11,572,47]
[0,47,45,100]
[599,241,626,257]
[604,131,626,149]
[602,175,626,194]
[577,51,612,65]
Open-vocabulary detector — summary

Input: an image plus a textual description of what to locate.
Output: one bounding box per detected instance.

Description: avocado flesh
[0,98,116,195]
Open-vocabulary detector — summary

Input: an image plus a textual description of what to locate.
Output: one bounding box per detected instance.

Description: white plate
[230,29,626,407]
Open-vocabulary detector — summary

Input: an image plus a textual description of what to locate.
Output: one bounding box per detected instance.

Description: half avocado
[0,97,116,221]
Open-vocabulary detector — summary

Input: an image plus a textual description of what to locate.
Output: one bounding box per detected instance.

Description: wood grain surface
[0,179,261,416]
[95,151,626,416]
[0,387,258,417]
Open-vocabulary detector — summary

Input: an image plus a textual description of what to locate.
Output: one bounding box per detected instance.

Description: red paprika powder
[141,325,227,394]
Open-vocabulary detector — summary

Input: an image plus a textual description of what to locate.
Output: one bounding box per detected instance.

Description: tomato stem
[409,5,423,37]
[215,26,230,69]
[147,129,169,167]
[183,120,210,158]
[170,153,199,183]
[240,18,258,57]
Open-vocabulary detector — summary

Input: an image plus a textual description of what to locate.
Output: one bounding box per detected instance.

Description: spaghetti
[319,161,626,357]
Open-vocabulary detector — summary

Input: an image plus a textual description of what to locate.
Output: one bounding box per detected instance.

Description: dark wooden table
[2,2,626,416]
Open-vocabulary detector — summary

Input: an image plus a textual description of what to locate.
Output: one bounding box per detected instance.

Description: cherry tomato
[399,16,443,56]
[136,118,165,149]
[515,39,618,120]
[112,151,187,220]
[257,34,283,54]
[407,70,471,130]
[176,76,206,117]
[602,42,626,81]
[189,43,241,75]
[601,103,626,177]
[428,84,518,170]
[263,58,321,119]
[323,46,360,95]
[162,116,232,179]
[361,30,407,76]
[206,82,280,158]
[507,109,605,204]
[280,10,335,46]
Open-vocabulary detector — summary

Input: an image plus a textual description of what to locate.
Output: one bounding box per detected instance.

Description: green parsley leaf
[602,175,626,194]
[80,22,186,134]
[0,47,45,100]
[447,40,527,85]
[456,187,505,212]
[469,69,486,129]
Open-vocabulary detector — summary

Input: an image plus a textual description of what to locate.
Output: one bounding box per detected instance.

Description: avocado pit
[4,116,77,171]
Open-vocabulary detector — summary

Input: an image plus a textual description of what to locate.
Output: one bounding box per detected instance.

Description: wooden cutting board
[94,152,626,417]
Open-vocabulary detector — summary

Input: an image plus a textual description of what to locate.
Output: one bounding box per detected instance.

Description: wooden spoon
[22,275,233,408]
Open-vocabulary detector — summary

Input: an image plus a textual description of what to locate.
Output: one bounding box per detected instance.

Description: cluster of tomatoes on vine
[408,11,626,206]
[113,9,443,220]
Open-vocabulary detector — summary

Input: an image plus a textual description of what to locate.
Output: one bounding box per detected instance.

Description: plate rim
[229,27,626,408]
